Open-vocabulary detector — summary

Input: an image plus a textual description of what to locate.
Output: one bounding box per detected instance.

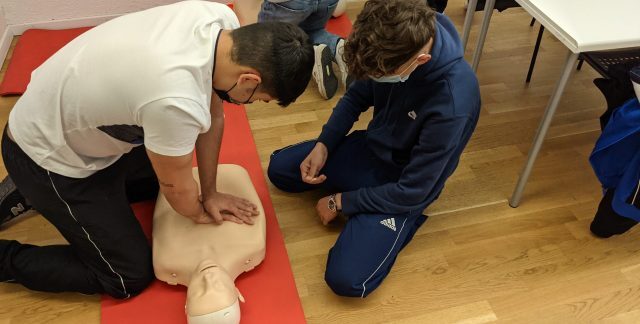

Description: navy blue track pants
[268,131,427,297]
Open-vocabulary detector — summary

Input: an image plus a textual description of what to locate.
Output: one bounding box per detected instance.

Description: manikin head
[631,65,640,100]
[186,260,244,324]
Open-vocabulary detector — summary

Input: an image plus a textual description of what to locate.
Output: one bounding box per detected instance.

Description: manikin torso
[153,165,266,323]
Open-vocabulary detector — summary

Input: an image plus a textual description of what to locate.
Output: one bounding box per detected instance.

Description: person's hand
[187,209,216,225]
[202,192,260,225]
[316,195,339,225]
[301,142,328,184]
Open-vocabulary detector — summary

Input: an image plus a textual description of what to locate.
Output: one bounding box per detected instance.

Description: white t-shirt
[9,0,240,178]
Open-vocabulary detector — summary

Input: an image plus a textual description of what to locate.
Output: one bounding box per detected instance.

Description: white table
[462,0,640,207]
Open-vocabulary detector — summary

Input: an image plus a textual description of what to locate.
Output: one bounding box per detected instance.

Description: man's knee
[100,256,154,299]
[124,266,154,297]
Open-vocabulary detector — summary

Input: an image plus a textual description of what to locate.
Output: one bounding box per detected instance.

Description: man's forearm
[162,178,204,218]
[196,98,225,198]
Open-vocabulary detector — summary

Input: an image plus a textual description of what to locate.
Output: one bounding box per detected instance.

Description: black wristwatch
[328,194,341,213]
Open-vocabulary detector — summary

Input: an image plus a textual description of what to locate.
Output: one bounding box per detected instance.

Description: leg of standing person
[0,128,154,298]
[259,0,340,99]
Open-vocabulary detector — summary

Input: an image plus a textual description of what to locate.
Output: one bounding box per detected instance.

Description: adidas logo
[11,203,25,216]
[380,218,396,231]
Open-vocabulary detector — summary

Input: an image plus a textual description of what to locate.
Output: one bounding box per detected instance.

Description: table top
[515,0,640,53]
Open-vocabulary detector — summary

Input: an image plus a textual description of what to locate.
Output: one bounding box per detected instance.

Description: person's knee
[324,262,367,298]
[267,156,287,190]
[101,257,154,299]
[267,153,302,192]
[124,266,154,297]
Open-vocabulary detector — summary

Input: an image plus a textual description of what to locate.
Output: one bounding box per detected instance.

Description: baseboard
[0,27,13,71]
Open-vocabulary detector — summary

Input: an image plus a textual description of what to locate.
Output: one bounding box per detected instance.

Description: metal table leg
[461,0,478,50]
[509,50,580,207]
[471,0,496,72]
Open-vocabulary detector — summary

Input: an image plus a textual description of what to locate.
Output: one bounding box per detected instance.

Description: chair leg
[577,58,584,70]
[530,17,536,27]
[526,25,545,83]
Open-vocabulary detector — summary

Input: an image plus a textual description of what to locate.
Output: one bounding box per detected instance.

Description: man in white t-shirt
[0,0,313,298]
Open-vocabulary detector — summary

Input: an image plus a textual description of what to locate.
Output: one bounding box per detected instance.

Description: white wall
[1,0,227,33]
[0,5,9,68]
[0,5,6,36]
[0,0,230,79]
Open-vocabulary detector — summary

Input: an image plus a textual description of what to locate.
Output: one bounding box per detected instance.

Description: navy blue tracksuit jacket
[317,13,481,216]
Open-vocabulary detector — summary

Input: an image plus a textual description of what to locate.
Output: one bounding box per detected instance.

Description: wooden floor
[2,1,640,323]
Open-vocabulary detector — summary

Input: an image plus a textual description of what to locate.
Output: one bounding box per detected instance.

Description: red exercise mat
[326,14,352,39]
[101,104,305,324]
[0,27,91,95]
[0,15,352,96]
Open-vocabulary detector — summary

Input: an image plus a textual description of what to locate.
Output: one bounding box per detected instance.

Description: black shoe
[312,44,338,100]
[0,177,33,228]
[590,188,638,238]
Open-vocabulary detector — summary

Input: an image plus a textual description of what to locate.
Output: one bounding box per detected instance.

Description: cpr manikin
[153,165,266,324]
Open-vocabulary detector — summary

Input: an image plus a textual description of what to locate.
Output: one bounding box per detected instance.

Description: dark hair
[344,0,437,79]
[230,22,314,106]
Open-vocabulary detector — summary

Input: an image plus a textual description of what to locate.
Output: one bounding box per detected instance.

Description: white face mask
[370,54,429,83]
[371,73,410,83]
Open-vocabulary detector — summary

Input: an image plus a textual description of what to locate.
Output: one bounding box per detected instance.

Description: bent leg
[324,211,427,297]
[1,138,153,298]
[268,131,401,193]
[268,140,319,192]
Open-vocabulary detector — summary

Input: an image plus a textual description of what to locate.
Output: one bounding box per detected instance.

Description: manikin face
[186,260,243,324]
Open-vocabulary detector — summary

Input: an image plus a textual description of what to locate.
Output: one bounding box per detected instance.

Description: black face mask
[213,82,259,105]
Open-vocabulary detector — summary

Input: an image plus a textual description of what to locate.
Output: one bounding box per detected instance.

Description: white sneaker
[312,44,338,100]
[335,39,354,90]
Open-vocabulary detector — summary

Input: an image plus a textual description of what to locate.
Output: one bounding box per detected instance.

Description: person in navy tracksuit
[268,0,481,297]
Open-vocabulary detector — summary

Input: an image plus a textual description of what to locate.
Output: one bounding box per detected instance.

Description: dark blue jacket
[590,98,640,221]
[317,13,481,215]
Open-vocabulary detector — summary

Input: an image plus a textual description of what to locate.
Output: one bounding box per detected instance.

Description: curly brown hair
[343,0,437,79]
